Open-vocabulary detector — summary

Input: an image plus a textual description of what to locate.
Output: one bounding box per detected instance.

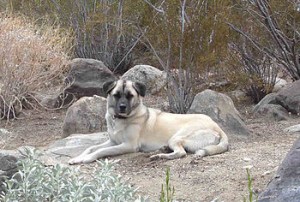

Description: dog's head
[103,79,146,118]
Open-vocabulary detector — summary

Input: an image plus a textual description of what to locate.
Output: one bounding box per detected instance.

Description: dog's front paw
[150,154,162,161]
[68,156,85,165]
[69,154,97,165]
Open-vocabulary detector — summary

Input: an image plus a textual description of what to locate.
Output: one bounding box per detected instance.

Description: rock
[254,80,300,118]
[34,92,70,109]
[284,124,300,133]
[0,151,19,194]
[188,89,249,136]
[121,65,167,95]
[254,104,289,121]
[64,58,116,99]
[253,93,279,110]
[227,90,247,102]
[63,95,107,137]
[46,132,108,163]
[258,138,300,202]
[273,78,288,92]
[253,93,289,121]
[0,128,10,136]
[276,80,300,114]
[0,129,13,148]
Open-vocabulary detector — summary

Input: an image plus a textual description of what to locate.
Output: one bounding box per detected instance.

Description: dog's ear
[103,80,117,95]
[133,81,146,97]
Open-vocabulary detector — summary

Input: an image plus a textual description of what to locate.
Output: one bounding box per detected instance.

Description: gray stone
[0,152,19,194]
[122,65,167,95]
[253,93,279,112]
[64,58,116,99]
[63,95,107,137]
[253,93,290,121]
[273,78,288,92]
[284,124,300,133]
[227,90,247,102]
[188,89,249,136]
[254,81,300,118]
[276,80,300,114]
[0,128,10,136]
[253,104,289,121]
[258,138,300,202]
[46,133,108,161]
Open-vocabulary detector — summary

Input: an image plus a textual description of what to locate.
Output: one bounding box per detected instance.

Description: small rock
[273,78,288,92]
[262,170,272,176]
[243,157,252,162]
[0,151,19,194]
[284,124,300,133]
[0,128,10,135]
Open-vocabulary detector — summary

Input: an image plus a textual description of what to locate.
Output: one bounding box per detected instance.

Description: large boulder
[258,138,300,202]
[188,89,249,136]
[63,95,107,137]
[121,65,167,95]
[64,58,116,99]
[253,80,300,120]
[253,93,289,121]
[275,80,300,114]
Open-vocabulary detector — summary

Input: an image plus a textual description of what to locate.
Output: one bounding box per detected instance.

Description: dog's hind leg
[193,129,229,158]
[150,137,187,160]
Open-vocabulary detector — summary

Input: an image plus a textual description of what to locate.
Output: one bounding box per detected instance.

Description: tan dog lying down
[69,79,229,164]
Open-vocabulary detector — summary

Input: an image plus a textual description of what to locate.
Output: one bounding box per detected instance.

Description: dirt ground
[0,100,299,201]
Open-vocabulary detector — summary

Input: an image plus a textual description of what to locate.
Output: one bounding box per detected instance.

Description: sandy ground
[0,102,299,201]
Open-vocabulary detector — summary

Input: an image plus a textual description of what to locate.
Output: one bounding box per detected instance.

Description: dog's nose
[119,103,127,112]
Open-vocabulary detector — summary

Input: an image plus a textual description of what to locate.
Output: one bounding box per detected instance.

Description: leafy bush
[0,148,146,202]
[0,14,71,119]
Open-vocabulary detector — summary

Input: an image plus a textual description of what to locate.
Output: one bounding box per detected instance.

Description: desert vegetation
[0,0,300,117]
[0,1,299,201]
[0,14,72,120]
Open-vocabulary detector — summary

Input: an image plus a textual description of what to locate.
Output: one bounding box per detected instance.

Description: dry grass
[0,14,72,120]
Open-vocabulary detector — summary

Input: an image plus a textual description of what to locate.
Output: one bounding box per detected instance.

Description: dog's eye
[113,93,121,98]
[126,93,133,99]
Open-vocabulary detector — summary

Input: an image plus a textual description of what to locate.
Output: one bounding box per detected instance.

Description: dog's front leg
[68,140,115,165]
[72,143,137,164]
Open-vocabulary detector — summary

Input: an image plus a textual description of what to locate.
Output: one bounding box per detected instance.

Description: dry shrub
[0,14,72,120]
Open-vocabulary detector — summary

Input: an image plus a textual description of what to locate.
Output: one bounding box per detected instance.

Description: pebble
[243,157,251,162]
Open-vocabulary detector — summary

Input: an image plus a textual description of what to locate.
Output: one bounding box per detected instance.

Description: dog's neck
[113,114,128,120]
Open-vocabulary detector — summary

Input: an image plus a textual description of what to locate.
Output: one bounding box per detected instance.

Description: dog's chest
[107,120,128,143]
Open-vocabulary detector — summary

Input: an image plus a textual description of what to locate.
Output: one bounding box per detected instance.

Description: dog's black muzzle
[118,103,127,114]
[115,97,131,116]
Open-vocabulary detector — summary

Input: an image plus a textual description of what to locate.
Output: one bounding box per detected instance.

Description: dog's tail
[197,128,229,157]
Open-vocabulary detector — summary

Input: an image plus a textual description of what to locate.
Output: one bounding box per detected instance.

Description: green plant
[0,148,147,202]
[160,167,175,202]
[243,168,257,202]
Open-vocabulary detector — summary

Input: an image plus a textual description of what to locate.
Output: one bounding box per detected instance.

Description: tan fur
[69,80,229,164]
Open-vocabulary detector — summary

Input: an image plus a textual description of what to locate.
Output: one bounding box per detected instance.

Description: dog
[68,79,229,164]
